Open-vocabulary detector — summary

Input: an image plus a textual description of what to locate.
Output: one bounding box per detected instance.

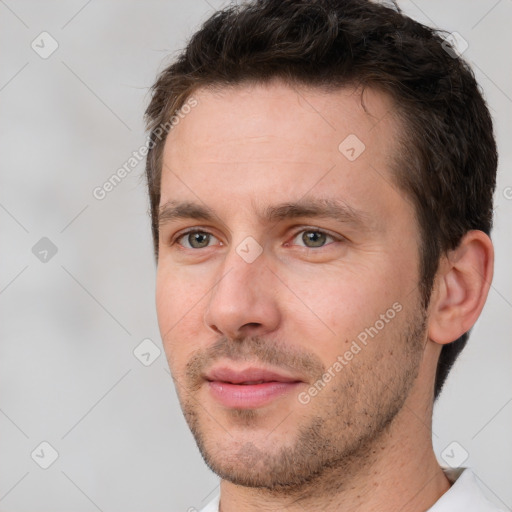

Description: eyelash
[172,227,342,249]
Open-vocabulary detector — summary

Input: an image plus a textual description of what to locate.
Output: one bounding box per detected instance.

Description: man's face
[156,81,428,489]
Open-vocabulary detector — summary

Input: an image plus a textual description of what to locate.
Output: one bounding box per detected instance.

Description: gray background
[1,1,511,511]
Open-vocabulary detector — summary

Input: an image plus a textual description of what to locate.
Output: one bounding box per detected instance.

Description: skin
[155,80,494,512]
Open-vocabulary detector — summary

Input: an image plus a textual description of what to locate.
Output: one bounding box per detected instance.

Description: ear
[428,230,494,345]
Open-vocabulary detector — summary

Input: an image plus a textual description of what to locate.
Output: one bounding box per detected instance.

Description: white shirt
[198,468,506,512]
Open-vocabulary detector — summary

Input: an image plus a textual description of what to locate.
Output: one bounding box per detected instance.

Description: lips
[204,366,303,409]
[205,366,301,385]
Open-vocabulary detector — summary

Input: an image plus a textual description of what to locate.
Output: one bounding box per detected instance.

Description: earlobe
[427,230,494,345]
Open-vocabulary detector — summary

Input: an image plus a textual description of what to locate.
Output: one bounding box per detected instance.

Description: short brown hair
[144,0,497,400]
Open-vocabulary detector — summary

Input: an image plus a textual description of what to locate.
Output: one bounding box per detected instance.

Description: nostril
[243,322,262,329]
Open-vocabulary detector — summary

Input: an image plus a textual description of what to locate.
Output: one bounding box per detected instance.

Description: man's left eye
[291,230,336,248]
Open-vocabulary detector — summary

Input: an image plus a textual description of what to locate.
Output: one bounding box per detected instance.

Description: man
[144,1,502,510]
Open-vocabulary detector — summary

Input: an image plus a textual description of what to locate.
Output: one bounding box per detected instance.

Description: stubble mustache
[182,334,327,392]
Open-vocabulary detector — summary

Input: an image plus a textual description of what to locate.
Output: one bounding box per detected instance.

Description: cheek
[156,268,208,365]
[156,265,207,322]
[281,262,410,351]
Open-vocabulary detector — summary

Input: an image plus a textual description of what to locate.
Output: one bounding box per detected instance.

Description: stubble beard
[173,305,427,495]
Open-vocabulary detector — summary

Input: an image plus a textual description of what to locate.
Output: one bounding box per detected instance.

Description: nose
[203,245,281,340]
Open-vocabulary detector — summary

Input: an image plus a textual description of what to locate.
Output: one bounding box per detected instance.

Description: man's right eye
[175,230,221,249]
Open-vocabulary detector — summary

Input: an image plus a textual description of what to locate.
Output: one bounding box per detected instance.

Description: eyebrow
[158,200,224,227]
[158,197,374,232]
[262,198,372,229]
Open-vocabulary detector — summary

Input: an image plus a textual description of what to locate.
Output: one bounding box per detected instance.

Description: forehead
[159,80,409,230]
[163,80,399,166]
